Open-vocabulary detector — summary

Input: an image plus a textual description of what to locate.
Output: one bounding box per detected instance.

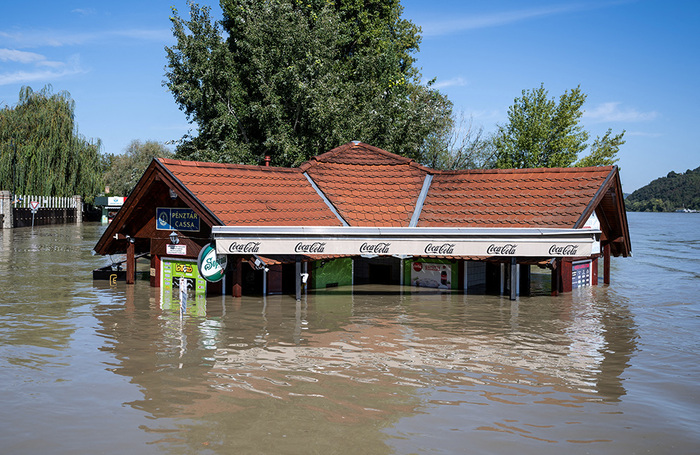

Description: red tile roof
[160,159,342,226]
[419,167,614,228]
[94,142,629,257]
[301,142,430,227]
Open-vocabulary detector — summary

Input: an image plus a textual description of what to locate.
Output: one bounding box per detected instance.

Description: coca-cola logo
[227,241,261,253]
[424,243,456,255]
[486,243,517,255]
[548,244,579,256]
[294,242,326,253]
[413,262,423,272]
[359,242,391,255]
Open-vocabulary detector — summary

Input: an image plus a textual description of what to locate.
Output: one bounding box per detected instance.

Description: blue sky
[1,1,698,191]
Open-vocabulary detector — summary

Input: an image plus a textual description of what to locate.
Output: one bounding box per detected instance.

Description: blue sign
[156,207,200,232]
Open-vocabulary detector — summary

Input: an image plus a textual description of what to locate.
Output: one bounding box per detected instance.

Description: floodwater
[0,212,698,454]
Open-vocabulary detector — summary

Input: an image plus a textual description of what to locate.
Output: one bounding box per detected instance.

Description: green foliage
[493,84,625,169]
[574,128,624,168]
[0,85,103,202]
[626,166,700,211]
[164,0,452,167]
[420,113,495,170]
[103,140,173,196]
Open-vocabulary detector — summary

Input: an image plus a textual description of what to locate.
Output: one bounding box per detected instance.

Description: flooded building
[92,142,630,300]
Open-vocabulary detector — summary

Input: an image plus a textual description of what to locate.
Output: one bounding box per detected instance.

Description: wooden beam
[603,243,611,285]
[561,260,572,293]
[551,259,560,296]
[126,239,135,284]
[232,257,242,297]
[592,257,598,285]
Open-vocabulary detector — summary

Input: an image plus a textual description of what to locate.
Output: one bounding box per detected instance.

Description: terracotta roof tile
[159,158,342,226]
[301,142,428,227]
[302,142,429,227]
[419,167,614,228]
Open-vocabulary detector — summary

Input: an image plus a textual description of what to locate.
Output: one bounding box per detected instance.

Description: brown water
[0,213,698,454]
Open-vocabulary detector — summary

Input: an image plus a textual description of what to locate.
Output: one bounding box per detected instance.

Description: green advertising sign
[197,243,227,282]
[161,259,206,315]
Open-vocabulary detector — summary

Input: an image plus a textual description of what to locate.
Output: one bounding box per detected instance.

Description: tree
[420,112,495,170]
[164,0,452,167]
[0,85,103,202]
[103,140,173,196]
[493,84,625,169]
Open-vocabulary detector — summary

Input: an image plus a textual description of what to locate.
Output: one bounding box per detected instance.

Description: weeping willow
[0,85,103,203]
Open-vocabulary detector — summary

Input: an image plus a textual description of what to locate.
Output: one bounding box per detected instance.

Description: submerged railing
[0,191,82,228]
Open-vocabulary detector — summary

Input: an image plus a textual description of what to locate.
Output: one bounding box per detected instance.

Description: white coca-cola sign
[227,241,261,253]
[548,244,579,256]
[424,243,456,255]
[294,242,327,253]
[486,244,517,255]
[359,242,391,254]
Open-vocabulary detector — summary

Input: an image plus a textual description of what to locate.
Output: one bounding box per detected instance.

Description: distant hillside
[626,166,700,212]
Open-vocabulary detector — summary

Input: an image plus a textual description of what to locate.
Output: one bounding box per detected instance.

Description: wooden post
[561,260,572,293]
[150,254,160,287]
[551,260,560,296]
[603,243,611,285]
[232,257,242,297]
[591,257,598,286]
[126,239,135,285]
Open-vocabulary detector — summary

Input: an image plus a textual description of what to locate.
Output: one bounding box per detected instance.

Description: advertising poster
[161,259,206,314]
[411,262,451,289]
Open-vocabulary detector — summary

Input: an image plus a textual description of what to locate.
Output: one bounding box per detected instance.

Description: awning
[212,226,600,258]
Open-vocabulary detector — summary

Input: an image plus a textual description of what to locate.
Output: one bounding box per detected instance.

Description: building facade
[93,142,631,300]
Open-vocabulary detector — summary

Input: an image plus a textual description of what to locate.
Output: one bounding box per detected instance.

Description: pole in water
[179,276,188,314]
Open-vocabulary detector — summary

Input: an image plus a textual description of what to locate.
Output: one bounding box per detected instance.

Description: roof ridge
[158,157,302,173]
[435,166,614,175]
[299,141,430,171]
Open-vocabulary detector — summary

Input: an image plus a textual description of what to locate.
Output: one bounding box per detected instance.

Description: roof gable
[301,142,430,227]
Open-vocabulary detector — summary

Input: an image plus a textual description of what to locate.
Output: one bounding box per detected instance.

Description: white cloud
[0,48,45,64]
[432,77,469,90]
[584,102,659,123]
[419,1,633,37]
[0,28,172,48]
[71,8,96,16]
[626,131,662,138]
[0,54,85,86]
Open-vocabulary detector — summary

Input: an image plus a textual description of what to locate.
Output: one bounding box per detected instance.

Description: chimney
[264,155,271,167]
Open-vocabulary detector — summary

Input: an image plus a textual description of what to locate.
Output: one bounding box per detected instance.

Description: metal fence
[12,194,78,209]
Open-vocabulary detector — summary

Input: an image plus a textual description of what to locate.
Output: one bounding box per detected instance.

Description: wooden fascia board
[613,171,632,256]
[573,166,631,257]
[155,160,223,228]
[93,160,161,255]
[574,167,617,229]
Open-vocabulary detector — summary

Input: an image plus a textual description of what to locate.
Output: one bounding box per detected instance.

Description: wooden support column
[591,257,599,286]
[150,254,160,287]
[561,260,573,293]
[551,260,560,296]
[126,239,135,285]
[232,257,242,297]
[603,243,611,285]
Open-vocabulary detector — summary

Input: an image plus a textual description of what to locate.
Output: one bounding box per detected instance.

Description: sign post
[30,201,40,227]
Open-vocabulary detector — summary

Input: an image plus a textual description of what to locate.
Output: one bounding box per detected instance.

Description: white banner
[215,237,593,257]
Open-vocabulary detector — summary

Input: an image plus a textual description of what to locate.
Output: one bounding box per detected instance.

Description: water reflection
[90,278,637,452]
